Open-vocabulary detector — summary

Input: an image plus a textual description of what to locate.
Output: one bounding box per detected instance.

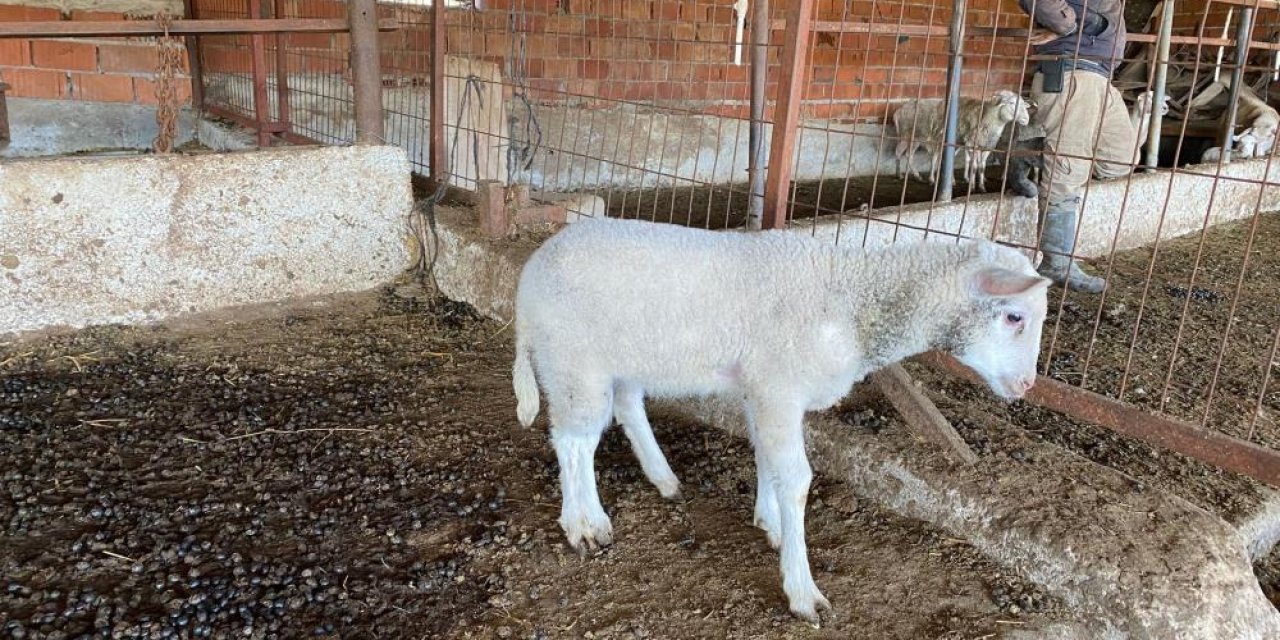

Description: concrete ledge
[1,145,413,335]
[430,208,1280,638]
[804,158,1280,261]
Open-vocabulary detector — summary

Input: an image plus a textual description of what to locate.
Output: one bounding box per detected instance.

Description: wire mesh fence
[184,0,1280,465]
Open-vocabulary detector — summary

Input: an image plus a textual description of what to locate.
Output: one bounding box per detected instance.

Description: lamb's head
[1234,130,1260,159]
[942,242,1051,401]
[994,90,1032,127]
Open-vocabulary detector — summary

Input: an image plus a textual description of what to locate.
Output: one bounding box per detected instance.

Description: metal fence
[181,0,1280,486]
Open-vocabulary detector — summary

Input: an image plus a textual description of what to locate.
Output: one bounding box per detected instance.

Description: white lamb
[1200,130,1258,164]
[892,90,1033,192]
[512,218,1050,625]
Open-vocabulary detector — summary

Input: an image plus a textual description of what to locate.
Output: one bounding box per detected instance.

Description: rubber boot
[1037,203,1106,294]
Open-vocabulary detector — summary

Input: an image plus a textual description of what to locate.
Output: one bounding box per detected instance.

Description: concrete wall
[0,145,414,335]
[1,97,197,157]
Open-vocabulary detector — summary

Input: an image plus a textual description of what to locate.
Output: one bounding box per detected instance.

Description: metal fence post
[747,0,769,230]
[349,0,384,145]
[1221,6,1254,154]
[937,0,966,201]
[762,0,814,230]
[1145,0,1174,169]
[429,0,446,187]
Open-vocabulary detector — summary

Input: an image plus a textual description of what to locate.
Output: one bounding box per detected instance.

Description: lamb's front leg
[752,397,830,626]
[746,412,780,548]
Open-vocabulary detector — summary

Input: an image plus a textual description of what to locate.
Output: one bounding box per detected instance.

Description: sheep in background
[513,218,1050,625]
[892,90,1033,192]
[1200,130,1259,164]
[1231,86,1280,156]
[1003,90,1167,199]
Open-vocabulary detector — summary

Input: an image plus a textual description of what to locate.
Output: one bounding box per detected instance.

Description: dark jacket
[1018,0,1127,75]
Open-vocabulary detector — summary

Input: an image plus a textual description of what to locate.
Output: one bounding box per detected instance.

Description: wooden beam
[0,18,399,38]
[761,0,815,229]
[870,364,979,465]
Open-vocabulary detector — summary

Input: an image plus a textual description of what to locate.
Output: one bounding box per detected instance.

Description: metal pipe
[1146,0,1175,169]
[349,0,385,145]
[428,0,446,188]
[747,0,768,230]
[762,0,815,230]
[937,0,966,201]
[1221,7,1254,152]
[274,0,291,135]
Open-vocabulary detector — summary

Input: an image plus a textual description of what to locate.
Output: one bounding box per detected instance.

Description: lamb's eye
[1005,312,1023,325]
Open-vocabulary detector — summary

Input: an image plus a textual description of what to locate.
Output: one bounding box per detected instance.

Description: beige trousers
[1031,70,1140,209]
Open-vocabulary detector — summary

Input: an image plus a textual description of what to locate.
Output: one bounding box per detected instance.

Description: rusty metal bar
[273,0,291,135]
[204,104,315,145]
[181,0,204,116]
[1221,7,1254,150]
[747,0,769,231]
[428,0,446,187]
[248,0,272,147]
[0,18,399,38]
[918,352,1280,488]
[349,0,384,145]
[870,364,978,465]
[762,0,815,230]
[0,82,10,151]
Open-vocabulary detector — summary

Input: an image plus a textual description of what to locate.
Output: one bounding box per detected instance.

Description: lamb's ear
[971,266,1051,298]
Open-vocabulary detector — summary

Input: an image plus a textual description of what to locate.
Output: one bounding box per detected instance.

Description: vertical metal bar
[0,82,10,150]
[1221,7,1254,152]
[1146,0,1175,169]
[937,0,966,202]
[181,0,204,114]
[762,0,815,230]
[747,0,769,230]
[429,0,446,187]
[349,0,384,144]
[274,0,291,135]
[249,0,272,146]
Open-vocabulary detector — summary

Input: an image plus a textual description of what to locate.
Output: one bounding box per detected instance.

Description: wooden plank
[870,363,979,465]
[0,18,399,38]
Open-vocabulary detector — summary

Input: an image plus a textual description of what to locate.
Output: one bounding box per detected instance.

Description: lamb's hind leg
[613,381,681,500]
[547,375,615,552]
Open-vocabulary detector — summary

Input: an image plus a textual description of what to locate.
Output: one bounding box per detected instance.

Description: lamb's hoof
[562,513,614,554]
[789,591,833,628]
[653,476,683,502]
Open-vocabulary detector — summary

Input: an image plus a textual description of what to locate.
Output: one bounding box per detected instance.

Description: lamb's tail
[513,323,540,427]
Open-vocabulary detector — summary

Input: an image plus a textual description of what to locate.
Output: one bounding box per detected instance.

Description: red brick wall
[194,0,1038,123]
[0,5,193,106]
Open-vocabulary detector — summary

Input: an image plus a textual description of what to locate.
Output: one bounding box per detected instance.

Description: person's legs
[1031,70,1109,294]
[1094,83,1143,180]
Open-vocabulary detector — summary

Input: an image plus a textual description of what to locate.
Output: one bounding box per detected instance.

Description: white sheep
[512,218,1050,626]
[1200,130,1258,164]
[892,90,1033,192]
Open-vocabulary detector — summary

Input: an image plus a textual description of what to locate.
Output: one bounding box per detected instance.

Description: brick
[97,43,162,74]
[0,39,31,67]
[31,40,98,71]
[70,72,135,102]
[0,4,60,21]
[578,59,609,79]
[1,67,68,98]
[134,76,193,105]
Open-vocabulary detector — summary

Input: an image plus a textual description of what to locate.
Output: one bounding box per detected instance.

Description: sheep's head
[995,90,1032,127]
[944,243,1050,401]
[1235,130,1260,158]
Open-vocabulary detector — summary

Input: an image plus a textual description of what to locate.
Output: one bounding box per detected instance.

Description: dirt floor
[4,204,1278,638]
[1,289,1066,639]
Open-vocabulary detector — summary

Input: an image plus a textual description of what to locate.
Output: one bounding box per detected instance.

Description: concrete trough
[427,204,1280,639]
[0,145,413,336]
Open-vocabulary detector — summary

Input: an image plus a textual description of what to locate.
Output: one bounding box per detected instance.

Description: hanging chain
[152,13,183,154]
